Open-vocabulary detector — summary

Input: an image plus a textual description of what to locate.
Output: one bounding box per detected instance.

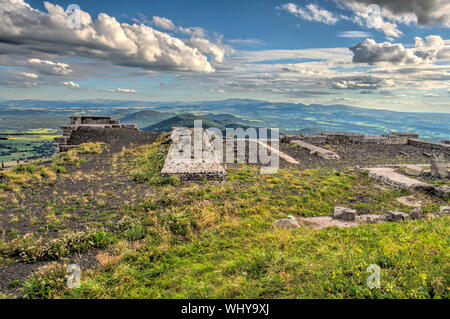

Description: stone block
[333,207,357,221]
[382,210,409,222]
[273,217,300,229]
[408,208,424,220]
[404,165,423,176]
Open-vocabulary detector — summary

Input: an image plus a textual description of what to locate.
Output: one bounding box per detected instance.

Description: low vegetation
[0,142,106,189]
[0,138,448,299]
[123,133,179,186]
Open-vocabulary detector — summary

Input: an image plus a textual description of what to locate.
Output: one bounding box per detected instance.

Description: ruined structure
[290,140,341,160]
[54,116,138,152]
[281,131,450,150]
[161,127,226,180]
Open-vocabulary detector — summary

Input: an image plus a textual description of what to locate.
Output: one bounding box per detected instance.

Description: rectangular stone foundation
[161,127,226,181]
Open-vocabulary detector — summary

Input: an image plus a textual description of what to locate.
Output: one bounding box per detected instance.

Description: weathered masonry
[53,116,138,152]
[281,131,450,150]
[161,127,226,180]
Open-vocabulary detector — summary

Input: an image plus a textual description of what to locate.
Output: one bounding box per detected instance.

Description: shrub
[117,216,146,240]
[4,230,115,263]
[22,262,67,299]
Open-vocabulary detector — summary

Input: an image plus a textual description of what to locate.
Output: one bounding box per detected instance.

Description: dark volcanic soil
[68,127,159,152]
[0,128,160,296]
[220,139,448,170]
[279,141,450,170]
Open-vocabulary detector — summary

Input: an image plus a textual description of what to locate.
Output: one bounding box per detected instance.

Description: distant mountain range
[0,98,449,141]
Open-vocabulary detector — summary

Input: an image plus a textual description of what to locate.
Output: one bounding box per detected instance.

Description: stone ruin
[160,127,226,180]
[53,116,138,152]
[281,131,450,150]
[274,205,450,230]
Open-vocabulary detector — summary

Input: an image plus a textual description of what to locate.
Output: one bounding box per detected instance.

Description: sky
[0,0,449,112]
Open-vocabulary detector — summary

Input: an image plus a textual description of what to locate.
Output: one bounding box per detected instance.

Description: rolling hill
[119,110,175,128]
[142,113,253,133]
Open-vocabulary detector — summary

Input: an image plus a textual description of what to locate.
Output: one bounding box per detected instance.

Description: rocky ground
[280,141,450,169]
[0,129,159,296]
[0,128,448,298]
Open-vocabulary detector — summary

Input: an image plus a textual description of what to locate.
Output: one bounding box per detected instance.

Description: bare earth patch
[297,216,359,229]
[396,195,422,207]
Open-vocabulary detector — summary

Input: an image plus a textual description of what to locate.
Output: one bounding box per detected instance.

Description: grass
[122,133,179,186]
[57,216,448,299]
[15,144,449,299]
[1,138,448,299]
[0,142,106,189]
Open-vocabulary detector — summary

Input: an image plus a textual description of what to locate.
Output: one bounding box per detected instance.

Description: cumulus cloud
[63,81,80,89]
[145,16,227,62]
[151,16,176,31]
[350,39,420,64]
[150,16,206,37]
[349,36,448,64]
[0,0,217,73]
[0,70,38,88]
[414,35,445,61]
[278,3,339,25]
[20,72,39,79]
[338,0,450,27]
[187,38,226,63]
[27,58,73,76]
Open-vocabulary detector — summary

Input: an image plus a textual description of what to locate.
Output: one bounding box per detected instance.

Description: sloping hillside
[120,110,175,128]
[142,113,253,132]
[0,132,448,299]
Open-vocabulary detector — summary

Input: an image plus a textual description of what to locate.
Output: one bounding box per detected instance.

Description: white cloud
[20,72,39,79]
[149,15,206,37]
[414,35,445,62]
[349,3,403,38]
[28,58,72,76]
[278,3,339,25]
[227,39,266,47]
[62,81,80,89]
[349,36,449,65]
[423,92,439,97]
[187,38,226,63]
[147,16,227,62]
[0,0,216,73]
[114,88,136,93]
[338,31,372,38]
[151,16,176,31]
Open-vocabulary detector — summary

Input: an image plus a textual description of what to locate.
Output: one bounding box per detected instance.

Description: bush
[117,216,146,240]
[4,230,115,263]
[22,262,67,299]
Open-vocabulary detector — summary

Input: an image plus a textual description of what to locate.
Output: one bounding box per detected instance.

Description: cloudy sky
[0,0,449,112]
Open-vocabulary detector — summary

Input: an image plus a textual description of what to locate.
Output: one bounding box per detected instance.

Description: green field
[0,128,58,162]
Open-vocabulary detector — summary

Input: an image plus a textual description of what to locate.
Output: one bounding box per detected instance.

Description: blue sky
[0,0,449,112]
